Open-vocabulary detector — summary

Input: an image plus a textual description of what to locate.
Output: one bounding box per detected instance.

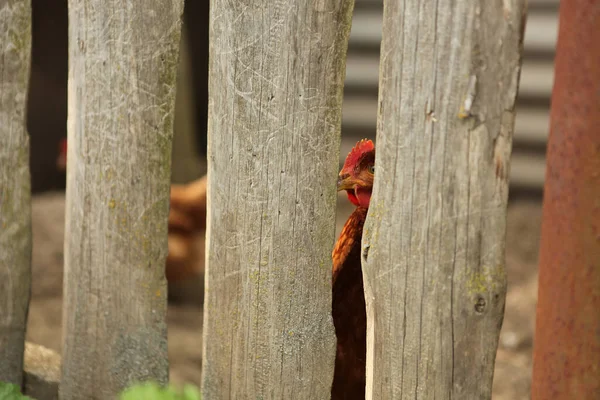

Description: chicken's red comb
[342,139,374,171]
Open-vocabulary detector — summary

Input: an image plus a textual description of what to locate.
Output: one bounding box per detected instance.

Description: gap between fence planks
[60,1,184,398]
[361,0,527,399]
[0,0,32,387]
[201,1,355,398]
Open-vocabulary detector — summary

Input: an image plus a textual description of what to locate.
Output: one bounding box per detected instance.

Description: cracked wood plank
[0,0,32,387]
[201,0,355,398]
[361,0,527,399]
[60,1,184,398]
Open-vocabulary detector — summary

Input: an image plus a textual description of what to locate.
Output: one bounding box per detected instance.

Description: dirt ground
[26,191,541,399]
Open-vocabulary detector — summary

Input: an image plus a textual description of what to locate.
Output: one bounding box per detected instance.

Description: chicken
[331,139,375,400]
[166,176,207,281]
[56,138,207,282]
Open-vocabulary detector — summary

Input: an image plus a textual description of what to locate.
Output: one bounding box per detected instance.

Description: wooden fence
[0,0,527,399]
[343,0,558,193]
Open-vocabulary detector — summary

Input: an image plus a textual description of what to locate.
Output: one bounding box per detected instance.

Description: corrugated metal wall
[340,0,558,193]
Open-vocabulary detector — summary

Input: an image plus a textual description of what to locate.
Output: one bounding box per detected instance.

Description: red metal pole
[531,0,600,398]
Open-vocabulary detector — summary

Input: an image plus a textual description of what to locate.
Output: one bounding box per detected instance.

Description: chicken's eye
[368,165,375,174]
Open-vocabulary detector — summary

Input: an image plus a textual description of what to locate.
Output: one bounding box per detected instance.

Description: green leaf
[181,384,201,400]
[0,382,31,400]
[119,382,201,400]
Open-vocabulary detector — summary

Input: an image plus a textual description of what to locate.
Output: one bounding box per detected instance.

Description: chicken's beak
[337,174,354,192]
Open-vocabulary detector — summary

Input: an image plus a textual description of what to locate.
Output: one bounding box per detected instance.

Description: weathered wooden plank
[60,1,184,398]
[339,138,546,191]
[341,97,549,146]
[344,56,553,99]
[355,0,558,11]
[201,1,354,398]
[0,0,32,386]
[349,10,557,54]
[361,0,526,399]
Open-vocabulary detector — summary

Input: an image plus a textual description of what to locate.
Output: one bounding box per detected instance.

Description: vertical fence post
[201,1,354,398]
[531,1,600,398]
[0,0,32,386]
[361,0,527,398]
[60,1,184,398]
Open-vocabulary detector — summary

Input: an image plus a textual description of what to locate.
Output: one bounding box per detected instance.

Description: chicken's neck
[332,207,367,285]
[331,206,368,399]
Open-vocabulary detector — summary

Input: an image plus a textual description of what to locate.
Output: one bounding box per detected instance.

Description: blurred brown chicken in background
[166,175,207,281]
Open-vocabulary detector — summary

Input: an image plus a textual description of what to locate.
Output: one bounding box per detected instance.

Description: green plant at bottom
[119,382,201,400]
[0,382,31,400]
[0,379,201,400]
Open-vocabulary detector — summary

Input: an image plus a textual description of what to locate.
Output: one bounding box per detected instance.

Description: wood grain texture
[361,0,527,399]
[0,0,32,386]
[201,1,354,398]
[60,1,183,398]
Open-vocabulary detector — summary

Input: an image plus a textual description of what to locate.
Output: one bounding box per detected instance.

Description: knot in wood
[475,297,486,314]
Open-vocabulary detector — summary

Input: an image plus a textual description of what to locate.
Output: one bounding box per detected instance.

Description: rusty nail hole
[475,297,486,314]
